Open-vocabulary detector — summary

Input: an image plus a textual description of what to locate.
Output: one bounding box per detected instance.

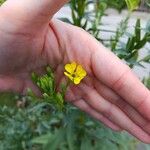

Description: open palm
[0,0,150,143]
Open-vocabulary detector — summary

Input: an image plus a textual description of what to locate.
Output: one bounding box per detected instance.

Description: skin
[0,0,150,143]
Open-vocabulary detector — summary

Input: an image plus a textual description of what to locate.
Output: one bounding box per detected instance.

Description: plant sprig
[31,67,65,111]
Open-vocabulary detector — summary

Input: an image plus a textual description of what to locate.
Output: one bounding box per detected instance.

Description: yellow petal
[65,62,77,74]
[64,72,74,81]
[73,77,82,85]
[76,65,87,77]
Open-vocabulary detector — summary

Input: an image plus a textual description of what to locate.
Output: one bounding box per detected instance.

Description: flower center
[72,73,76,78]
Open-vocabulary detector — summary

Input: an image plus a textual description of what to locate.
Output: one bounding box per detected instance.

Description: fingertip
[129,129,150,144]
[137,136,150,144]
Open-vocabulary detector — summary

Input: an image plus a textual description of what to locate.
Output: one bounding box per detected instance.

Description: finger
[79,83,150,143]
[91,44,150,120]
[0,0,69,31]
[0,0,68,34]
[94,79,150,134]
[0,74,40,95]
[0,75,23,93]
[65,86,122,131]
[72,99,122,131]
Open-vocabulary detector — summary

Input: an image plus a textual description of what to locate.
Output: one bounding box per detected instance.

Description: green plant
[110,16,130,51]
[112,19,150,68]
[0,68,138,150]
[68,0,149,69]
[0,66,150,150]
[101,0,126,11]
[0,0,5,5]
[101,0,140,11]
[146,0,150,7]
[31,67,65,111]
[125,0,140,11]
[143,76,150,89]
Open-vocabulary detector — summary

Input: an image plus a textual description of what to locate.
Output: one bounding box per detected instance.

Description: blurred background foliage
[0,0,150,150]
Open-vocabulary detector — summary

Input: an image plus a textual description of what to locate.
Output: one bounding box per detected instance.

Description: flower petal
[64,72,74,81]
[76,65,87,78]
[65,62,77,74]
[73,77,82,85]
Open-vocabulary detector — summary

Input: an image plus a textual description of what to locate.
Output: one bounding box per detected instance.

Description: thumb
[0,0,69,26]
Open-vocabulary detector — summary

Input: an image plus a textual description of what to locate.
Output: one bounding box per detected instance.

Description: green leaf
[0,0,5,5]
[0,93,17,107]
[125,0,140,11]
[31,72,38,83]
[66,124,75,150]
[126,37,136,51]
[55,92,64,110]
[146,19,150,32]
[143,77,150,89]
[135,19,141,42]
[59,17,72,24]
[80,136,92,150]
[44,129,65,150]
[32,133,52,145]
[134,36,147,49]
[139,55,150,63]
[126,51,139,63]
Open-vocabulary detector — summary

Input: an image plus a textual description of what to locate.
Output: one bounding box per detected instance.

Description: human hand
[0,0,150,143]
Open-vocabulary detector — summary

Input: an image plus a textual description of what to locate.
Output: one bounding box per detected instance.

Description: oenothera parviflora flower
[64,62,87,85]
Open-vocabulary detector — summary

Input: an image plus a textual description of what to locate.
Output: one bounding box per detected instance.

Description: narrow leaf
[125,0,140,11]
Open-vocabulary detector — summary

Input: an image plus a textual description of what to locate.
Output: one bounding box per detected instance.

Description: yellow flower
[64,62,87,85]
